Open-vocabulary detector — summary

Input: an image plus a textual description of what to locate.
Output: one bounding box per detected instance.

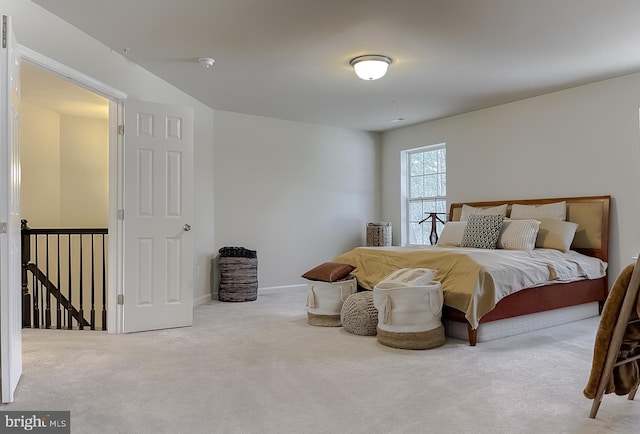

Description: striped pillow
[497,219,540,250]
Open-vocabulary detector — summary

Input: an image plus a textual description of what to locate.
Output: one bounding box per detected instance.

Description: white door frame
[1,14,21,403]
[18,46,127,333]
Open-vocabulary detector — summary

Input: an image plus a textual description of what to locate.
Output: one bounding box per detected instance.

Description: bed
[333,196,611,346]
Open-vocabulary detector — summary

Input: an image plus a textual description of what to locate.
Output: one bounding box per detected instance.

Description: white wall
[212,110,380,290]
[21,106,109,228]
[382,72,640,281]
[7,1,382,301]
[5,0,216,302]
[59,114,109,227]
[20,102,61,227]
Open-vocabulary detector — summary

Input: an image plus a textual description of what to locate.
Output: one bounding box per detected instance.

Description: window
[405,144,446,245]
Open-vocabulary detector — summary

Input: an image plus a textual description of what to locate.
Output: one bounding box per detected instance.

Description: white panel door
[0,14,22,403]
[122,101,194,332]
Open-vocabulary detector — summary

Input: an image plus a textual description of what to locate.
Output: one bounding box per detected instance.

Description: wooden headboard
[448,195,610,262]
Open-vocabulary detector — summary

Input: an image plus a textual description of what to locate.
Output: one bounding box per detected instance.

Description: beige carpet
[5,286,639,434]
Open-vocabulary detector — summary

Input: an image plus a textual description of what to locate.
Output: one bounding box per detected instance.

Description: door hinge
[117,209,124,220]
[2,16,7,49]
[118,124,124,136]
[117,294,124,305]
[0,222,6,234]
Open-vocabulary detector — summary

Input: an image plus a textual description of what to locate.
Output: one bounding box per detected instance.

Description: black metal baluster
[33,235,40,328]
[56,234,62,329]
[21,220,32,328]
[44,235,51,328]
[90,234,96,330]
[78,234,84,330]
[67,234,73,329]
[102,234,107,330]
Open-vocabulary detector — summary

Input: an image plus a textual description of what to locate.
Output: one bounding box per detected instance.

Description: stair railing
[21,219,108,330]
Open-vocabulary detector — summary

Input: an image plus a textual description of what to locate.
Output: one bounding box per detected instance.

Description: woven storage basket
[305,278,357,327]
[366,222,392,247]
[373,277,445,350]
[218,247,258,302]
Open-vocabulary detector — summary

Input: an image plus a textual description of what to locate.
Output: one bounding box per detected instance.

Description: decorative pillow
[302,262,355,282]
[535,219,579,252]
[436,221,467,247]
[497,219,540,250]
[460,204,508,221]
[510,201,566,221]
[460,214,505,249]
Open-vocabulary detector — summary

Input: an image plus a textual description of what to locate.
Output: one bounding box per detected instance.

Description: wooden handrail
[25,263,90,328]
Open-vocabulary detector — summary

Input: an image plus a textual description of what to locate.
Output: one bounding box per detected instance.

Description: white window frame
[401,143,446,246]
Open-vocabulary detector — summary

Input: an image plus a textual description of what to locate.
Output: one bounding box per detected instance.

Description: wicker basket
[366,222,392,247]
[218,247,258,302]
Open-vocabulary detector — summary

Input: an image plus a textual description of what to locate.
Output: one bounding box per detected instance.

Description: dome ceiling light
[350,55,392,80]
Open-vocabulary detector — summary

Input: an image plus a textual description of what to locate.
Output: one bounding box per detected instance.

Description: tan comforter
[333,246,607,328]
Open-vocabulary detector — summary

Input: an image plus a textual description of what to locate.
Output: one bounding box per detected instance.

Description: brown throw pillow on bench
[302,262,355,282]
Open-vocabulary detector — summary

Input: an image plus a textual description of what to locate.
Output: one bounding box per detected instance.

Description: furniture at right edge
[584,254,640,418]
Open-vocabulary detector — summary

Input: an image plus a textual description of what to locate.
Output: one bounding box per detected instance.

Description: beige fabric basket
[373,275,445,349]
[305,278,357,327]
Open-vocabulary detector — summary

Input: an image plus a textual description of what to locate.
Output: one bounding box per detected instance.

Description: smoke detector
[198,58,215,69]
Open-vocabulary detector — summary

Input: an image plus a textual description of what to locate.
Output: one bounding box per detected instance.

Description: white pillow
[510,201,566,221]
[536,219,579,252]
[436,221,467,247]
[460,204,508,221]
[497,219,540,250]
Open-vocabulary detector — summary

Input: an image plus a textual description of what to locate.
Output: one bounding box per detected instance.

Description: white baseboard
[207,284,307,302]
[258,284,307,293]
[193,293,212,307]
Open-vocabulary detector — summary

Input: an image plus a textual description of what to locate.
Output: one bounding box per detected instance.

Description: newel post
[21,219,31,327]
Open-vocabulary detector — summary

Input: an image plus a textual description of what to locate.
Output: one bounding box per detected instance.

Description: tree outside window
[406,144,446,245]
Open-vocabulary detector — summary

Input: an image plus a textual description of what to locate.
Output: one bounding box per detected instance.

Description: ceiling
[29,0,640,132]
[21,62,109,119]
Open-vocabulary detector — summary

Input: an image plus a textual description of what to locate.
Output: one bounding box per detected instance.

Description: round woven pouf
[340,291,378,336]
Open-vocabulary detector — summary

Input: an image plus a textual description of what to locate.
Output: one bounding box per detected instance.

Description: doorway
[20,62,110,330]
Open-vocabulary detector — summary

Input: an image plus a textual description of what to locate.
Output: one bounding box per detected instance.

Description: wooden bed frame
[443,195,611,346]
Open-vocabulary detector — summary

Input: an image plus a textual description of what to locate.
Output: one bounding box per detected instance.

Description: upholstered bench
[341,291,378,336]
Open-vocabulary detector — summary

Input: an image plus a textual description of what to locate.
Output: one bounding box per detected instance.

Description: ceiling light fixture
[198,57,215,68]
[350,55,392,80]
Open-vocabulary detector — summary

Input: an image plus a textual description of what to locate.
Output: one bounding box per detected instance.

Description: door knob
[183,224,192,232]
